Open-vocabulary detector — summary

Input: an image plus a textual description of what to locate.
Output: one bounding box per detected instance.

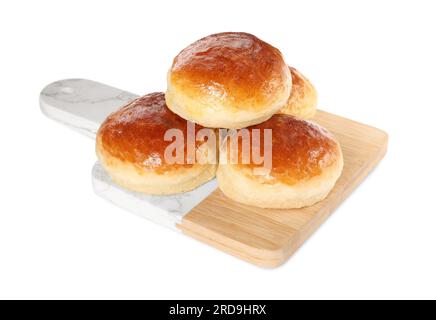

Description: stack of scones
[96,32,343,209]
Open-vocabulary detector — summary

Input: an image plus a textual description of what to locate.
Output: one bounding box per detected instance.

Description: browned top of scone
[169,32,291,111]
[229,114,341,185]
[97,92,207,172]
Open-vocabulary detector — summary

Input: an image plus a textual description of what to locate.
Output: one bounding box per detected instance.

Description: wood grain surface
[178,110,388,267]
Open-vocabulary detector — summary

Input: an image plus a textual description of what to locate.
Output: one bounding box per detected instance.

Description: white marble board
[40,79,217,231]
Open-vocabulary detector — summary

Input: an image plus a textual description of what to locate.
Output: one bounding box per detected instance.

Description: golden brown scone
[166,32,292,129]
[217,114,343,208]
[96,93,217,195]
[278,67,318,119]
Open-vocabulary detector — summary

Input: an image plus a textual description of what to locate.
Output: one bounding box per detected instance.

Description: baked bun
[96,93,217,195]
[217,114,343,208]
[278,67,318,119]
[166,32,292,129]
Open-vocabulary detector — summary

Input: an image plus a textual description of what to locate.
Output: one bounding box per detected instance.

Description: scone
[96,92,217,195]
[217,114,343,208]
[279,67,318,119]
[166,32,292,129]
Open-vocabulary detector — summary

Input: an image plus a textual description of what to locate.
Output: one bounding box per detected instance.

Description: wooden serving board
[180,111,388,267]
[41,79,388,268]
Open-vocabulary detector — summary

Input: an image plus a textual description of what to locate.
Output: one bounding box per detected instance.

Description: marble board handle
[40,79,138,138]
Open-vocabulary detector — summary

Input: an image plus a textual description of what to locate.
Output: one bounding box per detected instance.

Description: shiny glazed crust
[217,114,343,208]
[166,32,292,128]
[96,92,217,194]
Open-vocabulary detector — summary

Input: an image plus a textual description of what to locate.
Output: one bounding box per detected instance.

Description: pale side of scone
[217,114,343,209]
[96,92,217,195]
[278,67,318,119]
[166,32,292,129]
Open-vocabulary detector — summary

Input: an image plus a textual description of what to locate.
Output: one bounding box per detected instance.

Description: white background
[1,0,435,299]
